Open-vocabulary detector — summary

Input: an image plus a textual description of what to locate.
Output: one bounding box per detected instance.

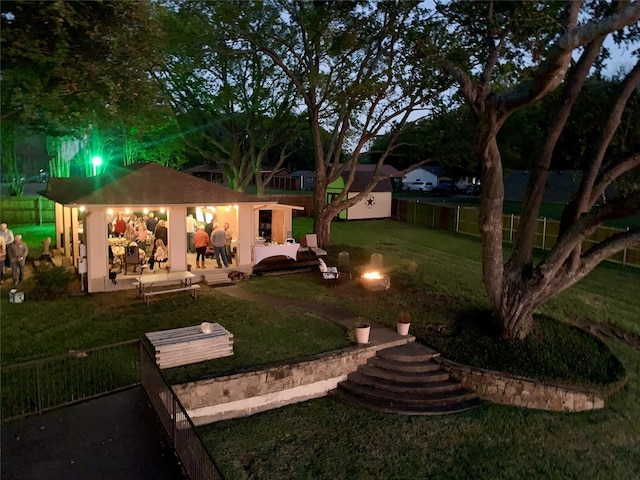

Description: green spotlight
[91,156,103,176]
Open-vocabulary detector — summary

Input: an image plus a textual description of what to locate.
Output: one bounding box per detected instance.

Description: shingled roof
[43,162,265,206]
[339,164,400,192]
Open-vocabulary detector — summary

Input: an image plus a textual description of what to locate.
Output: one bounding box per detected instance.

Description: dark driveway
[1,387,186,480]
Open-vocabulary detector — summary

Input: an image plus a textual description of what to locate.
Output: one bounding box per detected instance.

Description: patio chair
[318,258,339,280]
[124,245,146,275]
[305,234,328,256]
[338,251,352,279]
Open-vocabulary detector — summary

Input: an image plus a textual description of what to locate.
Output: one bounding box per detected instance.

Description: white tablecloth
[253,243,300,264]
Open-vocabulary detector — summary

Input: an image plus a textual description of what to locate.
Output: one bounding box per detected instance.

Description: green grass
[2,219,640,478]
[0,288,349,384]
[194,218,640,480]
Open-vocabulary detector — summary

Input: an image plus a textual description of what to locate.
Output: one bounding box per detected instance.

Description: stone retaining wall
[437,358,607,412]
[173,345,382,424]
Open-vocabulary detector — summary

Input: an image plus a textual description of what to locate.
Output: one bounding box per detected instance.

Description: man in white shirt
[0,223,14,271]
[186,214,198,253]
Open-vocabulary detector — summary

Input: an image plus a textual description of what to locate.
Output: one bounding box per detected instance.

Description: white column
[167,207,187,271]
[237,204,254,268]
[85,207,108,293]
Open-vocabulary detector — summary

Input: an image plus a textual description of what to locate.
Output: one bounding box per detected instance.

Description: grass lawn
[2,219,640,479]
[201,218,640,480]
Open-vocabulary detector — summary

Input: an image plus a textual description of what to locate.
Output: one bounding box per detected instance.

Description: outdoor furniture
[318,258,339,280]
[338,251,352,279]
[145,323,234,369]
[302,234,328,256]
[136,271,199,305]
[124,245,144,275]
[253,242,300,264]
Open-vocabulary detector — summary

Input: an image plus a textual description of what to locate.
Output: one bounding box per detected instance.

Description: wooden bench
[142,283,200,305]
[145,323,234,369]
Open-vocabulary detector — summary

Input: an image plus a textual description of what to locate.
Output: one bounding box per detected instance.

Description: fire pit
[360,271,391,291]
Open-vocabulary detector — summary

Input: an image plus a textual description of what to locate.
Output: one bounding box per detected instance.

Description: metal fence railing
[140,342,224,480]
[1,339,141,422]
[2,339,225,480]
[392,200,640,268]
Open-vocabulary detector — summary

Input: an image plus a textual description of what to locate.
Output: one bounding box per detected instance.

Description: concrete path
[1,387,186,480]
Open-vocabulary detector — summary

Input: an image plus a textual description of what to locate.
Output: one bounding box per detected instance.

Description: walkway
[1,387,186,480]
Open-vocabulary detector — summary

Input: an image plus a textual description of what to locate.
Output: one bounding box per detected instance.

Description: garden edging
[436,357,622,412]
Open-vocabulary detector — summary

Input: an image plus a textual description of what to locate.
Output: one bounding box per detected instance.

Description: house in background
[401,165,447,191]
[43,163,301,293]
[327,164,400,220]
[291,170,316,191]
[182,164,225,184]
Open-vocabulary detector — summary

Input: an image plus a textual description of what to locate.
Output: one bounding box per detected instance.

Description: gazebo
[43,162,300,293]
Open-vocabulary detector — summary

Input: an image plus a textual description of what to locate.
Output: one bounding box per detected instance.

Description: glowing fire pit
[361,271,390,291]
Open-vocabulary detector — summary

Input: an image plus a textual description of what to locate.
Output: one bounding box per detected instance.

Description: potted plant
[396,310,411,336]
[353,318,371,344]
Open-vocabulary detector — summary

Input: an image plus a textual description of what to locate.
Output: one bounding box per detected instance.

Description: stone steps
[332,343,483,415]
[203,271,235,287]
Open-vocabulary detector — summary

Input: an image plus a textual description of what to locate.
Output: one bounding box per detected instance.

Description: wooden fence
[0,196,56,225]
[392,199,640,268]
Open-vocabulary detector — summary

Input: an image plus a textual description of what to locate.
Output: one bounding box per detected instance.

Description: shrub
[31,263,77,297]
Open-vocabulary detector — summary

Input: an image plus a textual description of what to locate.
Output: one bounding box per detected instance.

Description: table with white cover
[252,243,300,264]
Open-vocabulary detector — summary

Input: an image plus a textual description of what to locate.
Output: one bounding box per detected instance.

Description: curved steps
[331,343,483,415]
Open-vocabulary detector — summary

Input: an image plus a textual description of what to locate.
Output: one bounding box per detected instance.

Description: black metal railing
[140,341,224,480]
[1,339,140,422]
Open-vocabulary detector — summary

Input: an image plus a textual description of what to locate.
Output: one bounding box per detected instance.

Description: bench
[142,283,200,305]
[145,323,234,369]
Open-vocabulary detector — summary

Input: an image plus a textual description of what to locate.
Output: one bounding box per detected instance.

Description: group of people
[0,223,29,286]
[194,222,233,269]
[109,212,171,274]
[109,211,236,273]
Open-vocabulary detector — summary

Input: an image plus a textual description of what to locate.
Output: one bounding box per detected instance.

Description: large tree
[1,0,169,177]
[156,1,305,193]
[234,0,448,245]
[431,0,640,339]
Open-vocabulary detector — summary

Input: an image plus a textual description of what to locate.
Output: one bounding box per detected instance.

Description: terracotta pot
[355,325,371,344]
[396,322,410,336]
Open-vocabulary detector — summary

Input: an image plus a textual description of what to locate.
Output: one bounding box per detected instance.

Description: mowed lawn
[2,219,640,479]
[200,218,640,480]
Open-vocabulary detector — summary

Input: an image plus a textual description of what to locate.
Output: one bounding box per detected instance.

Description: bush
[31,263,77,297]
[421,311,626,387]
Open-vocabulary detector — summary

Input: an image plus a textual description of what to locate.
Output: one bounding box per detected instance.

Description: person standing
[204,219,214,238]
[8,234,28,285]
[0,223,14,271]
[154,220,168,248]
[113,214,127,237]
[146,213,158,234]
[0,234,6,285]
[210,223,229,268]
[186,214,197,253]
[194,226,210,269]
[223,222,234,266]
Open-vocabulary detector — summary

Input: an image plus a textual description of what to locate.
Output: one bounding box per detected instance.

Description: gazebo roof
[43,162,266,206]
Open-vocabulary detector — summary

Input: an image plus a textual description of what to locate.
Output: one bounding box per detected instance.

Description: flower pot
[355,325,371,344]
[396,322,410,336]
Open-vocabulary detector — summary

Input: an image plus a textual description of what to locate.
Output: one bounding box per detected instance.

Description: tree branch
[501,1,640,113]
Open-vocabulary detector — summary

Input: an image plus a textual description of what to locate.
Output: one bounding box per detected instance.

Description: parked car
[408,181,434,192]
[431,180,458,196]
[466,184,481,196]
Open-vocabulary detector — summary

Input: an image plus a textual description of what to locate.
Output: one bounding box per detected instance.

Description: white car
[408,181,433,192]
